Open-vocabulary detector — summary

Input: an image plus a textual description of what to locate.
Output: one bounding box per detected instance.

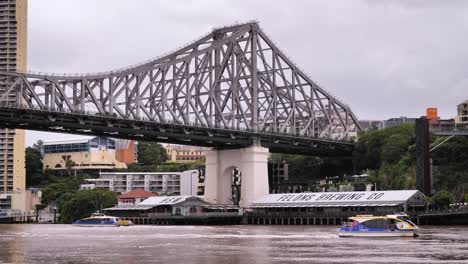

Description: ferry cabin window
[361,219,391,229]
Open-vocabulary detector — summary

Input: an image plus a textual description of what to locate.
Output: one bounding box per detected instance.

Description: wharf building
[81,170,203,196]
[246,190,426,225]
[41,137,136,171]
[0,0,27,211]
[104,195,243,225]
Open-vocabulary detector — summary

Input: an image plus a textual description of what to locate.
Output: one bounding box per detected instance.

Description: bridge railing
[430,123,468,135]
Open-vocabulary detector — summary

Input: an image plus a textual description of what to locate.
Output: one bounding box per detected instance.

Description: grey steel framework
[0,22,361,155]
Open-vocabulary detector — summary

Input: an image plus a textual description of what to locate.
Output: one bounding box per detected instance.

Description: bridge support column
[204,145,269,208]
[416,117,432,196]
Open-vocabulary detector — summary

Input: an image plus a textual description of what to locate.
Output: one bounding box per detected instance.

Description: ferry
[338,214,419,237]
[72,212,132,227]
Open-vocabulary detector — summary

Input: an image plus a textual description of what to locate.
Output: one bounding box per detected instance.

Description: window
[361,219,390,229]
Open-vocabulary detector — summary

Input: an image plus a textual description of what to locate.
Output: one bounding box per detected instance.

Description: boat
[72,212,121,227]
[116,219,134,226]
[338,214,419,237]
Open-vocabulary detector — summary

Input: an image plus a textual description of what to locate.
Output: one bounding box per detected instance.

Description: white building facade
[83,170,201,196]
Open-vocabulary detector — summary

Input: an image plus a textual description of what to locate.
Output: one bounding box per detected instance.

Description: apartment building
[0,0,27,210]
[82,170,203,196]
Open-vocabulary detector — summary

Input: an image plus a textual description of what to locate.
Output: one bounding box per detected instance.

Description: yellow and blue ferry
[338,214,419,237]
[72,212,133,227]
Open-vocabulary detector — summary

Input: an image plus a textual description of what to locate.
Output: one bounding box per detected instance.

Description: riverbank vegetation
[58,189,117,223]
[271,123,467,203]
[354,123,467,203]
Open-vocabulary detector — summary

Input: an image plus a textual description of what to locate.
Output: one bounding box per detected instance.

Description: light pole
[190,171,198,196]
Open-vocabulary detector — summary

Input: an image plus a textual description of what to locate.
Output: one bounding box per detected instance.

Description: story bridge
[0,22,362,206]
[0,22,360,156]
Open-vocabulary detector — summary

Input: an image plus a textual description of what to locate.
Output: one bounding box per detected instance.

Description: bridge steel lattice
[0,22,361,155]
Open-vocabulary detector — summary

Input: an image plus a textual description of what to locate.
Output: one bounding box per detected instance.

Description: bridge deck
[0,106,354,156]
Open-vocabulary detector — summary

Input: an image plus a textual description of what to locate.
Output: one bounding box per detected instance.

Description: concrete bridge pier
[204,145,269,208]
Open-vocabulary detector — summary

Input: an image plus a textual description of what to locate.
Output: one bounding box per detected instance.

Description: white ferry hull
[72,223,119,227]
[338,231,417,237]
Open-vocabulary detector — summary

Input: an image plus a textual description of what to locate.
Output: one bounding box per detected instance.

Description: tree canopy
[137,141,169,165]
[58,189,117,223]
[25,146,43,187]
[353,123,467,202]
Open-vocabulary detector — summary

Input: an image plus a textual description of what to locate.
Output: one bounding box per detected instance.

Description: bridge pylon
[205,145,269,208]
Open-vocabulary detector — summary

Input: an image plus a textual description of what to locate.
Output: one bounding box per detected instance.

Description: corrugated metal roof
[251,190,423,208]
[139,196,192,206]
[104,205,154,211]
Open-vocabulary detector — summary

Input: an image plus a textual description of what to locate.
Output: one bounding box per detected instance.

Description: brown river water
[0,224,467,264]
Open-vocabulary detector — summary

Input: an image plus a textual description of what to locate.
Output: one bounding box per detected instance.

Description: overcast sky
[25,0,468,145]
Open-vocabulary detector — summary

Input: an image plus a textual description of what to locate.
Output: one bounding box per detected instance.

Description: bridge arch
[0,22,360,156]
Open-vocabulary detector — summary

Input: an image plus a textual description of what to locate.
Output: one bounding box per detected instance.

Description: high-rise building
[0,0,27,209]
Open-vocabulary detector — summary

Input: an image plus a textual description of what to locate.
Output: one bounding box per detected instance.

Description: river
[0,225,467,263]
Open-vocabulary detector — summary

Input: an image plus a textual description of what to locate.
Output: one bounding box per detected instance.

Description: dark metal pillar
[416,117,431,195]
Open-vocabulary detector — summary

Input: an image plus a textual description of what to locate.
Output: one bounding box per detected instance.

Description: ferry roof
[250,190,425,208]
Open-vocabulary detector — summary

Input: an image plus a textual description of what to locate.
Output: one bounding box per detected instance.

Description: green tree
[126,161,203,173]
[137,142,168,165]
[269,153,353,182]
[431,136,468,201]
[32,140,43,152]
[430,190,455,209]
[58,189,117,223]
[65,158,76,176]
[25,146,43,187]
[352,124,418,191]
[39,172,92,205]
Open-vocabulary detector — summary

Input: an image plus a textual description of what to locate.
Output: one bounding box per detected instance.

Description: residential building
[163,144,207,163]
[0,0,27,211]
[41,137,127,171]
[82,170,202,196]
[11,188,41,214]
[0,188,41,214]
[456,100,468,124]
[0,128,24,194]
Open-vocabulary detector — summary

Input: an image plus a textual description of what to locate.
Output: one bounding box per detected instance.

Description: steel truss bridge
[0,22,361,155]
